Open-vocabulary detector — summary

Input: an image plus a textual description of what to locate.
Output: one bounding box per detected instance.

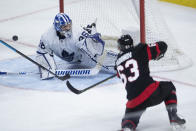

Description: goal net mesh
[63,0,192,72]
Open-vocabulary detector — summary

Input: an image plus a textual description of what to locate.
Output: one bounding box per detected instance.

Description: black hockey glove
[155,41,167,60]
[155,53,164,60]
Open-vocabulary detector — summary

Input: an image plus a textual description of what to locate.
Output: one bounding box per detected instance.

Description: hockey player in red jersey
[115,34,186,131]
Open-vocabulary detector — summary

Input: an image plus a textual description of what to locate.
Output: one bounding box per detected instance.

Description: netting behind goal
[61,0,192,72]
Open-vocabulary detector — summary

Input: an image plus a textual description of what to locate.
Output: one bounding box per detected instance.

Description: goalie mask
[117,34,133,52]
[54,13,72,38]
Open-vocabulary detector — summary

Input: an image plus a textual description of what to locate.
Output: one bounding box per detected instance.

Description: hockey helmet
[117,34,133,52]
[53,13,72,36]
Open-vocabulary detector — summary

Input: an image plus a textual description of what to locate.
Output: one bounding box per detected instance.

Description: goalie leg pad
[36,52,56,80]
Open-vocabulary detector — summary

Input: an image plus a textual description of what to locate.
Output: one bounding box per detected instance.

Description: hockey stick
[66,74,116,94]
[0,71,39,75]
[0,64,101,77]
[0,49,106,77]
[0,51,106,77]
[0,40,70,80]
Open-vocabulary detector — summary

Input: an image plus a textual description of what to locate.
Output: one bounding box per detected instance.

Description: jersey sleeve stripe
[155,43,161,57]
[146,45,152,60]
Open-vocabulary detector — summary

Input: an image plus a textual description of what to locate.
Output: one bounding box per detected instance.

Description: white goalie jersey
[36,24,117,80]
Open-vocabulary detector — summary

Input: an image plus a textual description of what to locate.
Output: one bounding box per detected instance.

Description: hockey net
[61,0,192,72]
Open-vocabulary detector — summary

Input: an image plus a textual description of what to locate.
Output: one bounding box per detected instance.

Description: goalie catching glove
[76,23,105,59]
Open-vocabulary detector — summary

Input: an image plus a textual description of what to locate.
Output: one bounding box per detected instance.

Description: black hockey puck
[12,35,18,41]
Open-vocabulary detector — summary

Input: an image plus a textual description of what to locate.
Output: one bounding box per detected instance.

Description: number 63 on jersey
[117,59,139,86]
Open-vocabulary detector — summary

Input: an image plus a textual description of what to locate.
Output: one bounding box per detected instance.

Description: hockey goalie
[36,13,117,80]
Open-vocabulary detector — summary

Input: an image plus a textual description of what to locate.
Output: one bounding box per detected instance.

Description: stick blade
[66,81,82,94]
[58,74,70,81]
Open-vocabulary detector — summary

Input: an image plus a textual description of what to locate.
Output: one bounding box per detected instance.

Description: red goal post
[59,0,64,13]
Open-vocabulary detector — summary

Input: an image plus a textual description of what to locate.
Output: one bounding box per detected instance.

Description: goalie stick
[0,40,111,78]
[66,74,116,94]
[0,47,107,77]
[0,63,102,77]
[0,40,70,81]
[0,71,39,75]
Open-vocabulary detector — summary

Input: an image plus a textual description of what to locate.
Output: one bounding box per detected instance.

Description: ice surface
[0,0,196,131]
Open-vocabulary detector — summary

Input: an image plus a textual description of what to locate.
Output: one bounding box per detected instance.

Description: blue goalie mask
[53,13,72,37]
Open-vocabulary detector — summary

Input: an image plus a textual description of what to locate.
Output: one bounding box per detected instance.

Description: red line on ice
[152,75,196,88]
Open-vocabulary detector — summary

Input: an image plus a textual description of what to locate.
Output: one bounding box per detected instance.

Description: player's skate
[121,128,135,131]
[167,105,186,131]
[121,120,136,131]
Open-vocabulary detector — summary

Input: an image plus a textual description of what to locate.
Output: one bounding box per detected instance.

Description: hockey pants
[121,81,177,129]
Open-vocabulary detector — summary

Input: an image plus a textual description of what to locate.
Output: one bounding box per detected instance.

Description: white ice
[0,0,196,131]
